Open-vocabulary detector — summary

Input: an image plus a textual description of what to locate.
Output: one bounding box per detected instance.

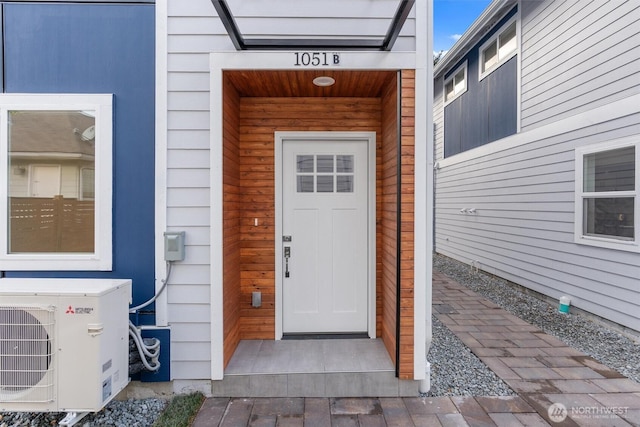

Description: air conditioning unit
[0,278,131,415]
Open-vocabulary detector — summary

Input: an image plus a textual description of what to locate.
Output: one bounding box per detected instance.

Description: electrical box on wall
[164,231,185,261]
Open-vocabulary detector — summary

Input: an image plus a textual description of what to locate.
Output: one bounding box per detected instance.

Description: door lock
[284,246,291,278]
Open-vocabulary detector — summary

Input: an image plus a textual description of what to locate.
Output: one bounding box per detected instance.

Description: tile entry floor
[194,272,640,425]
[225,338,395,375]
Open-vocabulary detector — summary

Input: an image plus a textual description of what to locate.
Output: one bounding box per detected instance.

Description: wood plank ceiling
[224,70,396,97]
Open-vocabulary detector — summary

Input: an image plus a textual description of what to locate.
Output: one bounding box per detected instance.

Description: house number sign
[294,52,341,67]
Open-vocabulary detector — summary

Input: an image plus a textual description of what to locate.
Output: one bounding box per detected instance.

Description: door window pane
[297,155,314,173]
[316,155,334,173]
[296,153,355,193]
[297,175,314,193]
[337,176,354,193]
[317,176,334,192]
[8,110,95,253]
[337,155,354,173]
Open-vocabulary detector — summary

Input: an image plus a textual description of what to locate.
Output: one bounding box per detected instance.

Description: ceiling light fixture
[313,76,335,87]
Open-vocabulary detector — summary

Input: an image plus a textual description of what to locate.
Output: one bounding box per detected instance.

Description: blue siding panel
[3,4,156,314]
[487,57,518,142]
[443,6,518,157]
[443,100,461,157]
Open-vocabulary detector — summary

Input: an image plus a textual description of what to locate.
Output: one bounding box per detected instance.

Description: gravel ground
[426,314,516,396]
[3,254,638,425]
[433,253,640,384]
[0,398,167,427]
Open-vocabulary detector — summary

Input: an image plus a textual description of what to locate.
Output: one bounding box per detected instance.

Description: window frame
[574,137,639,252]
[443,60,468,106]
[0,93,113,270]
[80,167,96,201]
[478,17,518,81]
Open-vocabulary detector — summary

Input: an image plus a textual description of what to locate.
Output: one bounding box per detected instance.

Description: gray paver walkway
[191,273,640,426]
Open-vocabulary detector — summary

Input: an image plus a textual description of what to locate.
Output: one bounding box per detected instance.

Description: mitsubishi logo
[65,306,75,314]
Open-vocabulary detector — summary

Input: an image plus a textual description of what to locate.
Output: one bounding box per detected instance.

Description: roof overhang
[211,0,415,51]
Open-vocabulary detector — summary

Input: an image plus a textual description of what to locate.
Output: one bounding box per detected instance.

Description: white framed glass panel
[482,42,498,73]
[81,168,95,200]
[444,61,467,104]
[575,139,638,252]
[297,175,314,193]
[498,22,517,59]
[479,17,518,79]
[0,94,113,270]
[297,155,314,173]
[8,110,96,254]
[583,197,634,240]
[295,153,356,193]
[336,155,353,173]
[317,175,334,193]
[337,176,354,193]
[583,147,635,192]
[316,155,334,173]
[444,80,455,102]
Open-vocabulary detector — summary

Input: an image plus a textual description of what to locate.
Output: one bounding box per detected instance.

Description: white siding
[164,0,417,381]
[520,0,640,130]
[435,102,640,332]
[433,0,640,334]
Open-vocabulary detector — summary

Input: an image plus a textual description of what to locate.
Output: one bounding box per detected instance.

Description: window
[0,94,113,270]
[296,154,355,193]
[480,20,517,79]
[575,139,639,252]
[444,61,467,105]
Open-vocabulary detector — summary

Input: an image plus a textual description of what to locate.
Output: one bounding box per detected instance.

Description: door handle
[284,246,291,278]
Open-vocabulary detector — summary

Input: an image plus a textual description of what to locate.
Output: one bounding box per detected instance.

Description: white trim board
[414,0,432,383]
[155,0,169,327]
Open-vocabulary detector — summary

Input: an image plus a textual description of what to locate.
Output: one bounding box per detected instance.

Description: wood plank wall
[380,71,416,379]
[237,97,384,339]
[222,77,242,367]
[222,72,416,378]
[399,70,415,379]
[380,74,399,369]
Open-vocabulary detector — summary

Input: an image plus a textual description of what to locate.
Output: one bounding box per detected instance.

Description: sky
[433,0,493,54]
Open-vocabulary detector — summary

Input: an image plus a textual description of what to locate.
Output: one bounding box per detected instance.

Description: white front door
[281,137,371,334]
[30,166,60,197]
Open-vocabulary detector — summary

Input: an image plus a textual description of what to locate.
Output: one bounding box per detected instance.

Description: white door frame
[275,131,376,339]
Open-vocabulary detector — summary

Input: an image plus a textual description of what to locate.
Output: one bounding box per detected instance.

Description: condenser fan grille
[0,306,55,403]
